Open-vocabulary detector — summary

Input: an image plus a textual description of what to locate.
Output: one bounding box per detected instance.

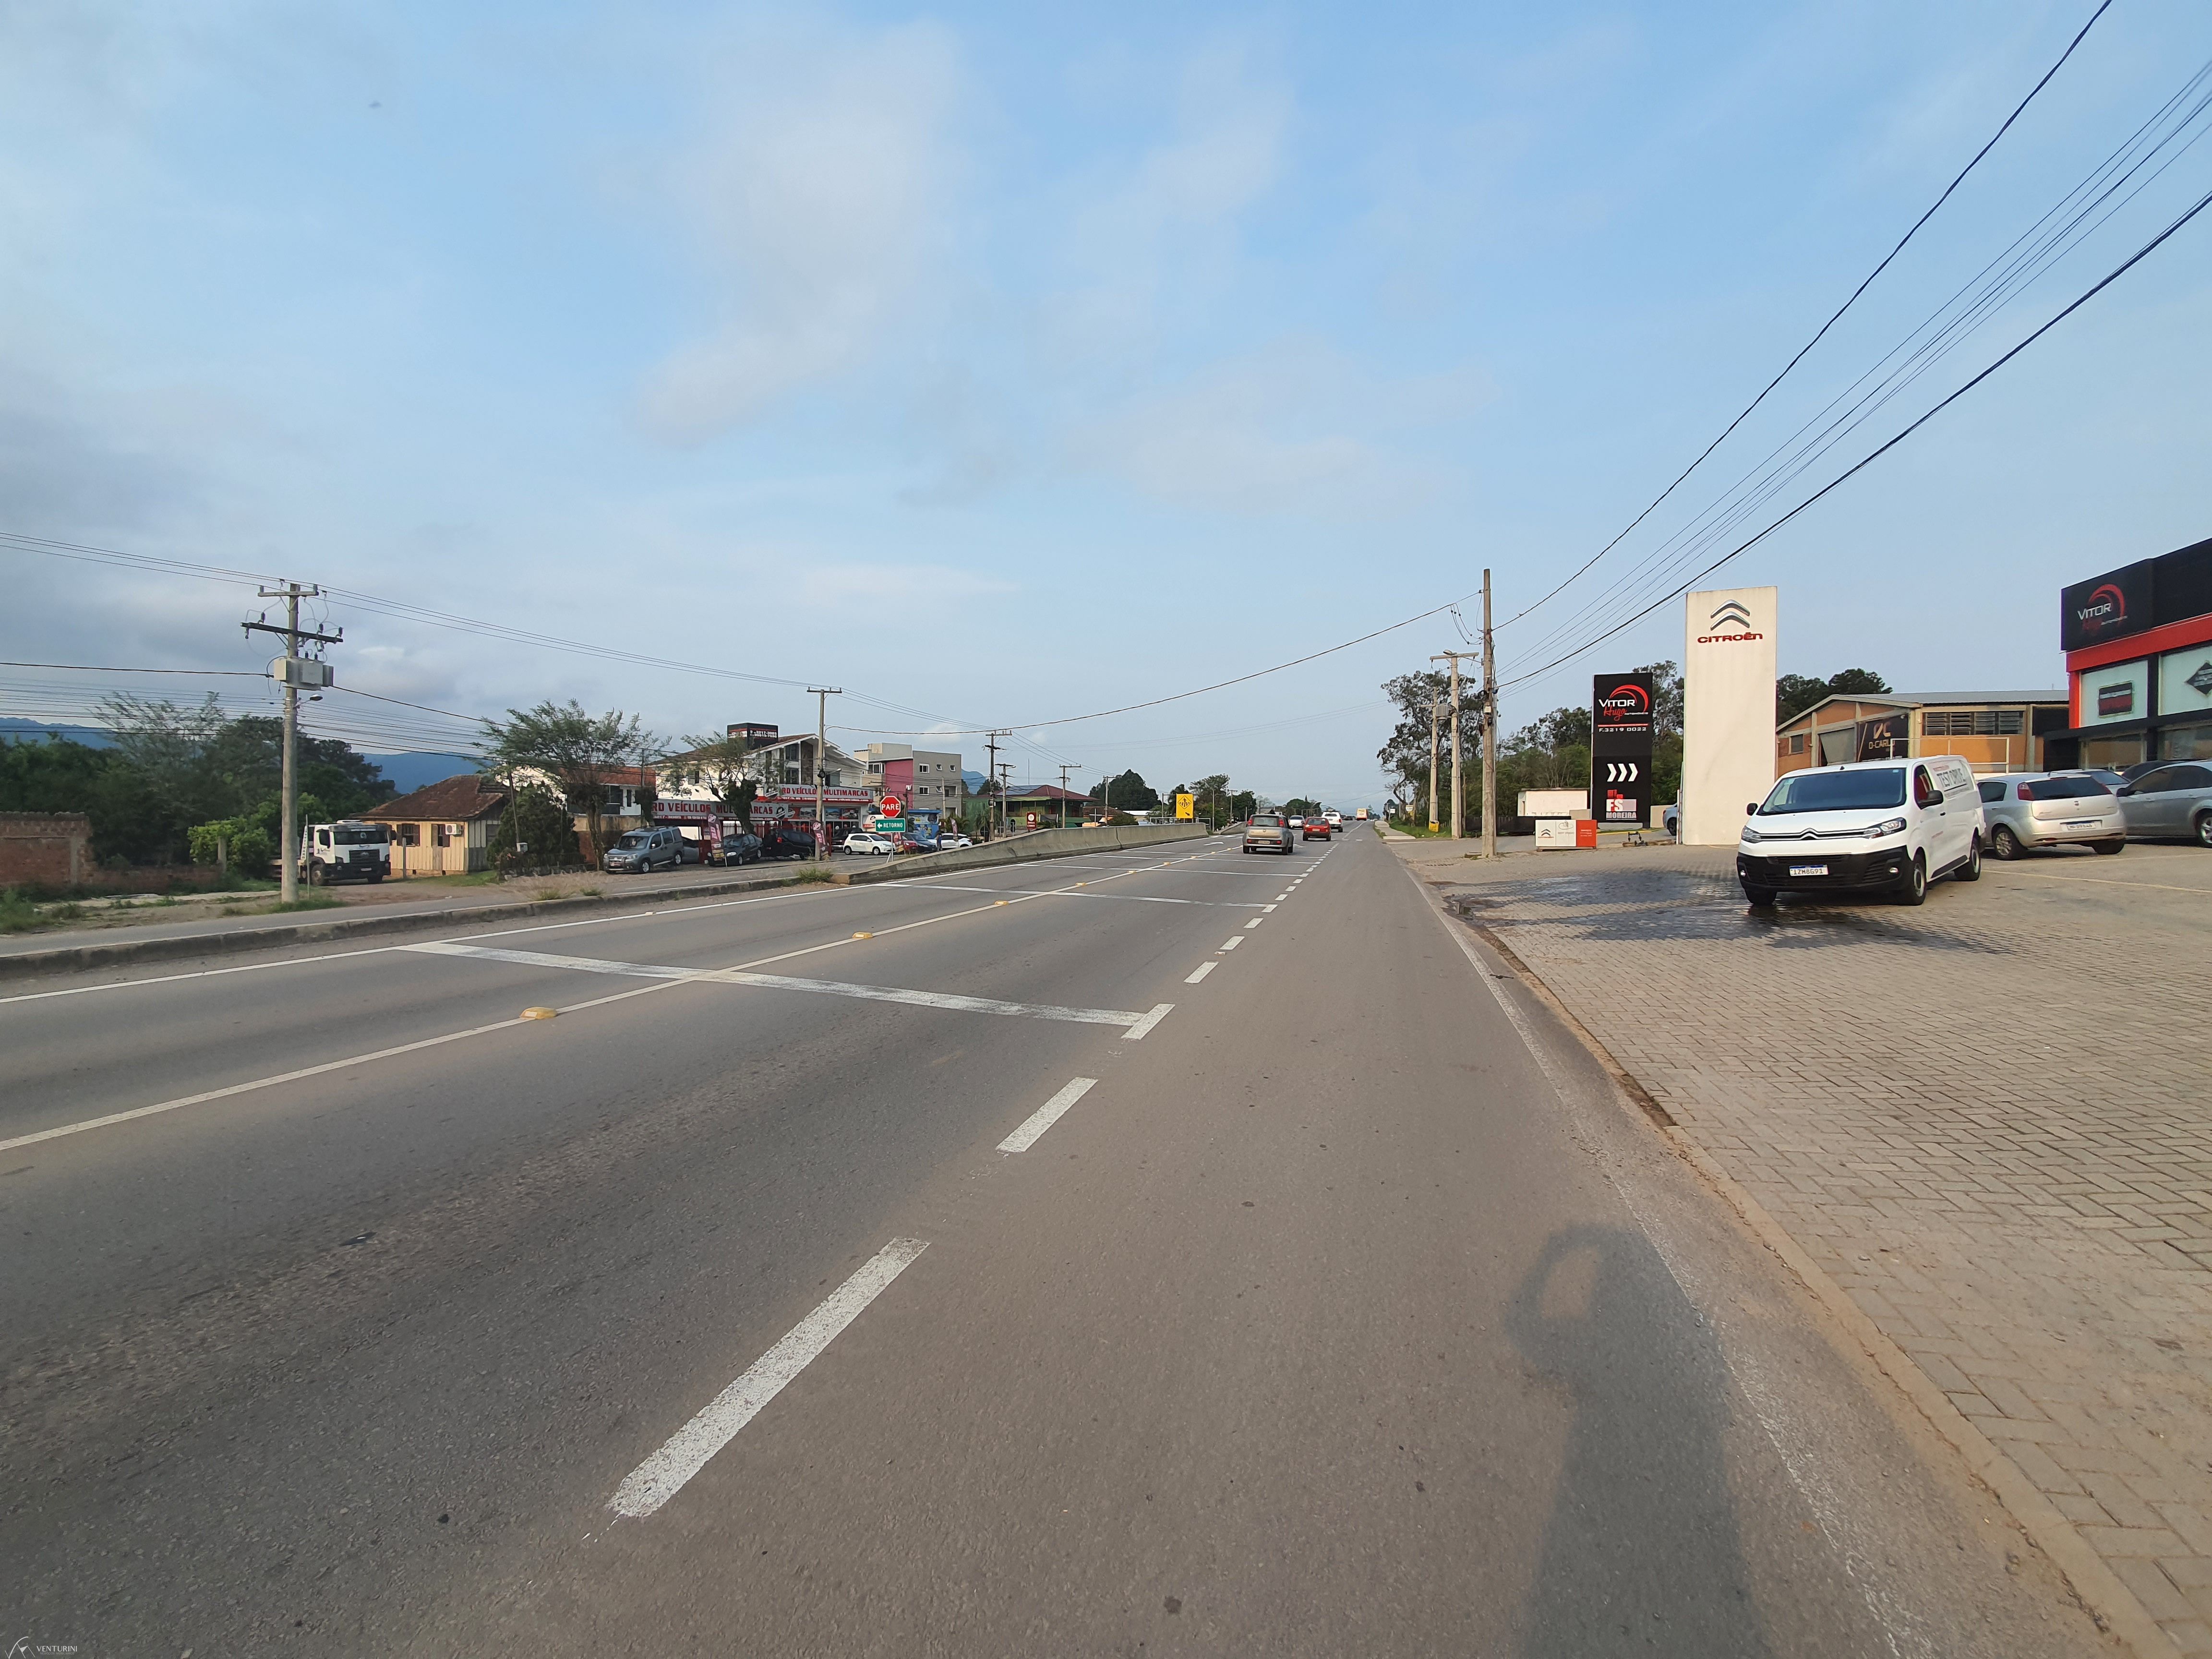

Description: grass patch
[0,890,44,933]
[793,866,837,884]
[577,885,602,897]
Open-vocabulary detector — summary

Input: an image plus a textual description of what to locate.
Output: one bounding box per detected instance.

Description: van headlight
[1872,817,1907,837]
[1740,827,1762,844]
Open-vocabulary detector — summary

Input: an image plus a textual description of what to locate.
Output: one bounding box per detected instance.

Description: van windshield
[1759,769,1906,814]
[615,831,650,849]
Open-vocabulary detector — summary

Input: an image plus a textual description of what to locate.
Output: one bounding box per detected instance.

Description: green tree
[1378,668,1482,811]
[1777,667,1890,723]
[0,734,182,864]
[493,784,583,871]
[479,700,656,860]
[1090,769,1159,812]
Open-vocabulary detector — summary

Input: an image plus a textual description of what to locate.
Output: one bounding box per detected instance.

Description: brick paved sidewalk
[1393,834,2212,1657]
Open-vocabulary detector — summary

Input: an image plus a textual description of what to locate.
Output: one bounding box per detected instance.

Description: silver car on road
[1975,772,2125,859]
[2116,761,2212,847]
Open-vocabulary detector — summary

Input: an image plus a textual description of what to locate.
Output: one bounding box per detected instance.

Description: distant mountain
[1,721,477,796]
[363,753,482,793]
[0,719,113,748]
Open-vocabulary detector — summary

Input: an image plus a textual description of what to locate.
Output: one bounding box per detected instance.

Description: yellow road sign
[1175,793,1195,820]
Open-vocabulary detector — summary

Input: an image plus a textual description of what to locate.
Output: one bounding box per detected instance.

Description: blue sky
[3,0,2207,805]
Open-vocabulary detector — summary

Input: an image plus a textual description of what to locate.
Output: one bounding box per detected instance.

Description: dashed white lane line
[1274,892,1290,901]
[997,1077,1098,1154]
[1217,937,1242,951]
[608,1237,929,1519]
[1244,918,1264,930]
[1123,1003,1177,1041]
[1184,961,1217,984]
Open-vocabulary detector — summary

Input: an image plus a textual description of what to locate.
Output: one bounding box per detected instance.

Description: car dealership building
[2054,534,2212,771]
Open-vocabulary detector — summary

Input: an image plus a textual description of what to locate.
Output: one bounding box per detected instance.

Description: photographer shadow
[1506,1226,1771,1658]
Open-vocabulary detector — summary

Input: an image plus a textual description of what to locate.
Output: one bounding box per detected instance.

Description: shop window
[1787,733,1807,754]
[397,823,420,847]
[2161,724,2212,762]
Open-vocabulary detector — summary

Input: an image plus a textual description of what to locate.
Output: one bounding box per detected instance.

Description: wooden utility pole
[243,583,338,904]
[1481,569,1498,860]
[985,731,1008,838]
[1432,650,1475,841]
[808,687,841,861]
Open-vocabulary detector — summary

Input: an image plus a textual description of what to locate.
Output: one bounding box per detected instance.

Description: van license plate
[1788,863,1828,877]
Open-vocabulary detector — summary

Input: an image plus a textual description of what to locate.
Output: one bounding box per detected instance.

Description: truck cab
[301,820,391,884]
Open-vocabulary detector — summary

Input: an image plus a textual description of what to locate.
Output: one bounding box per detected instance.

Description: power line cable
[1498,181,2212,694]
[1504,55,2212,673]
[1493,0,2115,640]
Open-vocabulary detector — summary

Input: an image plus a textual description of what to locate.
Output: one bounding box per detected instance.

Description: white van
[1736,756,1983,908]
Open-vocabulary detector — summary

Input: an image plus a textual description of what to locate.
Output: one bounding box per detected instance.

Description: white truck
[300,819,392,884]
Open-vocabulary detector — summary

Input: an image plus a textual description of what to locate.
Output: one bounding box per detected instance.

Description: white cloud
[638,22,964,439]
[1072,339,1488,517]
[793,561,1013,613]
[1051,46,1290,356]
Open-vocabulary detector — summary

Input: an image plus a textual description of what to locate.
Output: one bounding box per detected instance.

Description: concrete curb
[0,825,1215,983]
[1449,903,2169,1658]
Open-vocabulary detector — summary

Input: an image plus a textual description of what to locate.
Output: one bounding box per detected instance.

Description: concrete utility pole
[1427,690,1442,833]
[808,687,841,862]
[1482,569,1499,861]
[1432,650,1474,841]
[984,731,1008,838]
[996,762,1014,831]
[1057,763,1080,829]
[243,583,338,905]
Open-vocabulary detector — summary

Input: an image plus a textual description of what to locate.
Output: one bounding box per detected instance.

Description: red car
[1302,817,1332,841]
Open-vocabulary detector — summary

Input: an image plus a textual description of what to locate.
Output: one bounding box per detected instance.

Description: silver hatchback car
[2116,761,2212,847]
[1975,772,2125,859]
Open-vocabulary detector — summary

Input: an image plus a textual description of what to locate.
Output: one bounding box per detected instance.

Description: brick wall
[0,812,89,887]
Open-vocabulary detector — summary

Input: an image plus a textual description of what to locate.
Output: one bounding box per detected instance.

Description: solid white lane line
[406,942,1152,1028]
[997,1077,1098,1153]
[608,1238,929,1520]
[714,971,1144,1028]
[1122,1003,1176,1041]
[1184,961,1216,984]
[407,941,695,979]
[1218,937,1242,951]
[0,1013,538,1154]
[911,886,1269,908]
[1244,918,1263,929]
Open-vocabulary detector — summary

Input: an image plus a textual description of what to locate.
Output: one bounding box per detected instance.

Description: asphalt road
[1,830,2109,1657]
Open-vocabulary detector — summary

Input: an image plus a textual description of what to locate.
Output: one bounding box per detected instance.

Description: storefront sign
[2080,660,2149,726]
[1592,671,1655,827]
[2061,560,2154,651]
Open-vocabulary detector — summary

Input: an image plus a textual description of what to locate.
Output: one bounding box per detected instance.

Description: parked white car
[1975,772,2126,859]
[1736,756,1983,907]
[841,831,897,856]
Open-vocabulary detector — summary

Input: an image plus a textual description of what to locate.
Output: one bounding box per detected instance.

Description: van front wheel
[1741,884,1776,908]
[1895,854,1928,906]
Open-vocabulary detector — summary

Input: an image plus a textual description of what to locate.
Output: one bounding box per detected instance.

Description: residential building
[365,775,512,875]
[1001,782,1091,828]
[1774,691,2068,778]
[2052,534,2212,769]
[857,743,963,819]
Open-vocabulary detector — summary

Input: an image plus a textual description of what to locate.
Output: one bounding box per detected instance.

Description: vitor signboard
[1591,672,1654,827]
[1682,586,1778,845]
[2060,560,2154,652]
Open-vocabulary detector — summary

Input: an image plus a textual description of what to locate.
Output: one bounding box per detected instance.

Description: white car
[1325,810,1344,830]
[1736,755,1983,907]
[939,833,974,850]
[841,831,896,856]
